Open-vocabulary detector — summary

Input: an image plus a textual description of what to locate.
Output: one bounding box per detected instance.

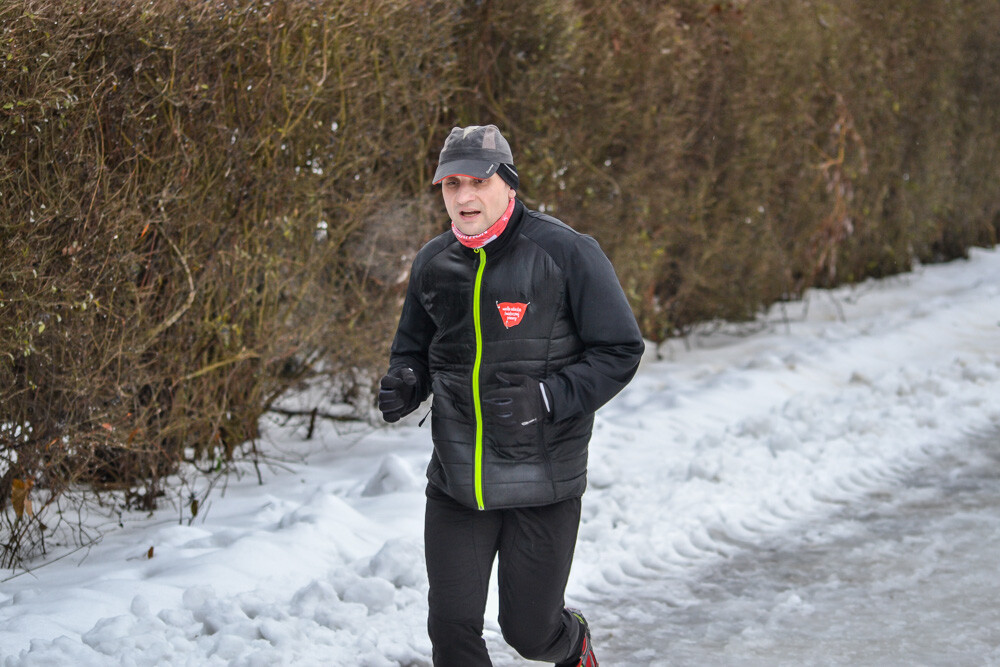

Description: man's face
[441,174,515,236]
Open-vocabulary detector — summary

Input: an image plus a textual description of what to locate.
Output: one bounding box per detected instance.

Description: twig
[174,350,261,386]
[142,224,196,349]
[266,406,360,422]
[1,535,104,583]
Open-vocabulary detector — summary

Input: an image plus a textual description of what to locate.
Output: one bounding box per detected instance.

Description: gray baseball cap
[433,125,515,185]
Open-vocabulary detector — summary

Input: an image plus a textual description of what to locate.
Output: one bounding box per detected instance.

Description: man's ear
[508,188,517,199]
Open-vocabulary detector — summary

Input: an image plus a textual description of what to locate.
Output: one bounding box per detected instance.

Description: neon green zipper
[472,247,487,510]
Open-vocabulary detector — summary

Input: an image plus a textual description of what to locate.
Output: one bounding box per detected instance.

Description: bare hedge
[2,0,998,564]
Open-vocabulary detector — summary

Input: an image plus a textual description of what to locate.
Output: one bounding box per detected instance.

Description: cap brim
[433,160,499,184]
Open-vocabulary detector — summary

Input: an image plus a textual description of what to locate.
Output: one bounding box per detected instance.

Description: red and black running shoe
[559,608,598,667]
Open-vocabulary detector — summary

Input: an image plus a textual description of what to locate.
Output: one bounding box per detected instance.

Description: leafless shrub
[0,0,452,565]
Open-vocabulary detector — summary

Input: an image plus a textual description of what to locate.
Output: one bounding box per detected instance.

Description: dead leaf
[11,479,33,520]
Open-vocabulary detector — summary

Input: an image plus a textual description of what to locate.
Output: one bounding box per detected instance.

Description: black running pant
[424,485,584,666]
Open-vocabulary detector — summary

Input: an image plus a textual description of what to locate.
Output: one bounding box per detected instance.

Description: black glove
[378,367,418,423]
[483,372,551,428]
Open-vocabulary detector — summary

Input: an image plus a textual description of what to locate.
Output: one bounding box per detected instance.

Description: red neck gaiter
[451,199,516,249]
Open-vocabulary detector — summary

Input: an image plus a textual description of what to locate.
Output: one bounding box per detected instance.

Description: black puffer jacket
[388,200,644,510]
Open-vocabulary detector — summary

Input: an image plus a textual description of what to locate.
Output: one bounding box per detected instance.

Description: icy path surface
[596,427,1000,666]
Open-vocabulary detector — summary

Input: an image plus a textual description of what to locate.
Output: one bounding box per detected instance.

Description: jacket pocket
[487,421,546,462]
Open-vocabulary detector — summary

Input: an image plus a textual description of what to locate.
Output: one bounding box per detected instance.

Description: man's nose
[455,184,475,205]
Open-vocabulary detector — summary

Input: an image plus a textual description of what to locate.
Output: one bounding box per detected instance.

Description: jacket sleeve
[386,259,434,413]
[543,234,645,422]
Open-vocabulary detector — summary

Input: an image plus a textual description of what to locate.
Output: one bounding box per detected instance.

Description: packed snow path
[596,427,1000,666]
[2,248,999,665]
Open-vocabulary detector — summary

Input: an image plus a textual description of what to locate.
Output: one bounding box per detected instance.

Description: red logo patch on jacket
[496,301,529,329]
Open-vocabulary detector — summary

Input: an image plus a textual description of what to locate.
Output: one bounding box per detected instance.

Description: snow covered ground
[2,246,999,666]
